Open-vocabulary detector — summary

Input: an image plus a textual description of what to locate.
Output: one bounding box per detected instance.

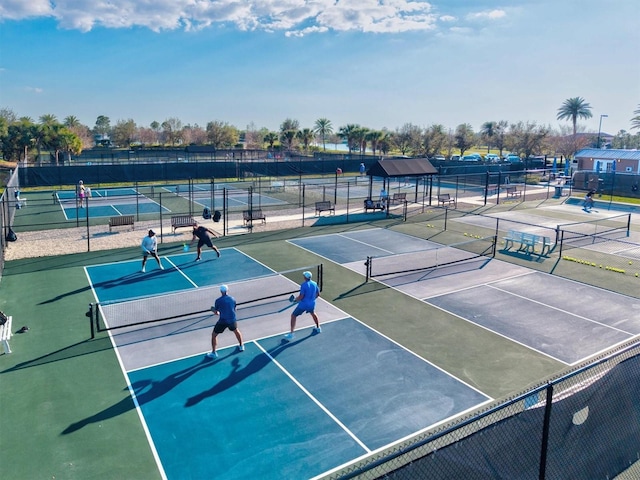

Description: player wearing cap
[207,285,244,358]
[284,271,321,340]
[141,229,164,273]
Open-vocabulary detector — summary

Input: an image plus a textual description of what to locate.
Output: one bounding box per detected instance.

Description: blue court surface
[564,196,640,213]
[85,244,491,479]
[56,188,168,219]
[162,183,286,210]
[289,228,640,366]
[87,248,273,304]
[126,318,490,479]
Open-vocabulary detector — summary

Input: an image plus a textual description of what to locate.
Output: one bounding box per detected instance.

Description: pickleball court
[84,246,491,479]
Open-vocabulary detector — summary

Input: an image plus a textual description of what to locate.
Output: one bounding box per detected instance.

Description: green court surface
[1,198,639,479]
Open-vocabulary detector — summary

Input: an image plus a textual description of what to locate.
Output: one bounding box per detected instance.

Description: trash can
[553,186,564,198]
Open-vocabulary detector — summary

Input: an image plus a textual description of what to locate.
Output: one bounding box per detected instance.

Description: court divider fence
[327,337,640,479]
[0,166,21,280]
[8,168,565,248]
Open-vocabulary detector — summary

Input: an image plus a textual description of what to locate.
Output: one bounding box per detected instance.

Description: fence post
[538,384,554,480]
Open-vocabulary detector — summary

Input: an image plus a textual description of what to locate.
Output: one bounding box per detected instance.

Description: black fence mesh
[323,340,640,479]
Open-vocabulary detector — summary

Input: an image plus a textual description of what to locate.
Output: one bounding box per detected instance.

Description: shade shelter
[365,157,439,206]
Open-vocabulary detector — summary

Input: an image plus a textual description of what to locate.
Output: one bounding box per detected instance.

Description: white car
[485,154,500,162]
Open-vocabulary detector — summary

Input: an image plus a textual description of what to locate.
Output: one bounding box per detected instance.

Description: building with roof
[574,148,640,173]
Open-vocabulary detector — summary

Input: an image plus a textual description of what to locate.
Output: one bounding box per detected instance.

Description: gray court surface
[290,228,640,366]
[106,276,347,371]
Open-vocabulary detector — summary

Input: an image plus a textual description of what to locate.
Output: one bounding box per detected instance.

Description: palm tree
[313,118,333,151]
[557,97,593,136]
[631,104,640,130]
[480,121,497,153]
[281,129,297,151]
[337,124,361,153]
[367,130,386,157]
[63,116,81,128]
[264,132,278,149]
[296,128,314,151]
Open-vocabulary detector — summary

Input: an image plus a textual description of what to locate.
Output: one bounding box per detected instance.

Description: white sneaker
[160,265,164,270]
[238,345,245,352]
[141,267,145,273]
[314,326,322,334]
[206,351,218,359]
[284,333,294,341]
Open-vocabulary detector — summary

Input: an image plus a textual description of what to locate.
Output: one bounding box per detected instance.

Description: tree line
[1,100,639,164]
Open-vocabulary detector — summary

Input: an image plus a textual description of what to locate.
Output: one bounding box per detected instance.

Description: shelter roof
[367,157,438,177]
[575,149,640,161]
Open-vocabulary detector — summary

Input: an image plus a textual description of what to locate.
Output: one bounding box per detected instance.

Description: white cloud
[0,0,52,20]
[24,86,44,94]
[467,9,507,21]
[439,15,456,23]
[0,0,440,34]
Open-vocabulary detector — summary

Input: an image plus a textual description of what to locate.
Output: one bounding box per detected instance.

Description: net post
[86,303,95,339]
[626,213,631,237]
[364,256,371,282]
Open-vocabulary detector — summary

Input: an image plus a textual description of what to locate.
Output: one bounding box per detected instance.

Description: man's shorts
[293,305,314,316]
[198,237,213,248]
[214,320,237,334]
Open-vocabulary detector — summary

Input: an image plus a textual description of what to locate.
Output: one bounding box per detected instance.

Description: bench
[243,209,266,225]
[109,215,135,232]
[315,201,335,216]
[389,192,407,205]
[364,198,385,212]
[1,315,12,354]
[270,181,284,192]
[16,196,27,208]
[437,193,457,208]
[171,215,196,233]
[503,230,552,256]
[505,186,522,198]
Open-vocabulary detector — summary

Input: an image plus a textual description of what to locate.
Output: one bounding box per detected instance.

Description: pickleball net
[557,213,631,252]
[365,236,496,281]
[90,264,323,335]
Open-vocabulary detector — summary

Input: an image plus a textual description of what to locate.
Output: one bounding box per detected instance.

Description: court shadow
[184,335,314,407]
[499,249,548,263]
[333,281,386,301]
[62,356,217,434]
[185,354,269,407]
[1,337,113,373]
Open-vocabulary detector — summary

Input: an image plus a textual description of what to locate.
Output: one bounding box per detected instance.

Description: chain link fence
[324,339,640,479]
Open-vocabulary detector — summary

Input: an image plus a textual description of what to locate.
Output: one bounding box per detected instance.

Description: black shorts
[214,320,237,334]
[198,237,213,248]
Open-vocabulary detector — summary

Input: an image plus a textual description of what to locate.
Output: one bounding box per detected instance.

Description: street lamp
[597,114,608,149]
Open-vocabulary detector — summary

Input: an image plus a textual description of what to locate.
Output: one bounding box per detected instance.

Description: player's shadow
[61,356,217,435]
[184,336,312,407]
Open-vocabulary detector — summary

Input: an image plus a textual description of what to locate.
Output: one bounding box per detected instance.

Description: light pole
[597,114,608,149]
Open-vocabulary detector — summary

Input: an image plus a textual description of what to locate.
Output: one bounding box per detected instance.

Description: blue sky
[1,0,638,136]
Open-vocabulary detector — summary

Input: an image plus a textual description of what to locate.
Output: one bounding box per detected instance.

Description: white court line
[486,283,637,336]
[253,340,371,453]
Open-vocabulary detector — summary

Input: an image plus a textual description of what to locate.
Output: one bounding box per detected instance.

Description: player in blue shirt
[284,271,321,340]
[206,285,243,358]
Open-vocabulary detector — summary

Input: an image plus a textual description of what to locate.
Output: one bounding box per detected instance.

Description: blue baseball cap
[303,271,312,279]
[220,285,228,293]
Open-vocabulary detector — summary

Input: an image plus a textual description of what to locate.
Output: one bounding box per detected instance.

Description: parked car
[505,154,521,163]
[461,153,482,162]
[431,155,446,161]
[450,155,461,161]
[484,153,500,162]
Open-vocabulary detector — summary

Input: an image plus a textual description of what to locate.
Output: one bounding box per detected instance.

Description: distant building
[574,148,640,173]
